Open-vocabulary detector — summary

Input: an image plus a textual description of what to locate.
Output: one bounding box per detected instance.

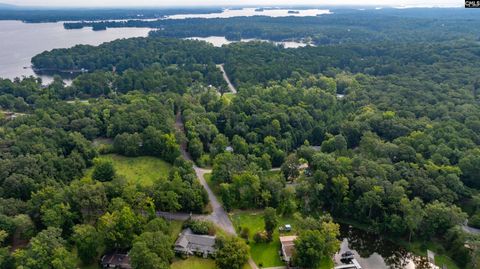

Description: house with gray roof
[101,253,131,269]
[174,228,216,258]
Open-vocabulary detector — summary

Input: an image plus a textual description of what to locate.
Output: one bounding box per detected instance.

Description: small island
[92,24,107,31]
[288,10,300,14]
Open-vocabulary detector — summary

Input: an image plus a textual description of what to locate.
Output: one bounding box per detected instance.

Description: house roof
[280,235,298,261]
[174,228,216,254]
[280,235,298,244]
[101,253,131,269]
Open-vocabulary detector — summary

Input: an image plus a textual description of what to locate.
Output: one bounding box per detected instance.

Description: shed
[280,235,298,263]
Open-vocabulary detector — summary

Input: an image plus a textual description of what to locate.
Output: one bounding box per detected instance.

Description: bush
[92,159,115,182]
[215,235,249,269]
[253,231,268,243]
[197,154,211,168]
[469,213,480,228]
[97,144,114,155]
[240,227,250,241]
[183,219,215,235]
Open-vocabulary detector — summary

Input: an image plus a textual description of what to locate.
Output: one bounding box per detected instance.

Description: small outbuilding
[280,235,298,263]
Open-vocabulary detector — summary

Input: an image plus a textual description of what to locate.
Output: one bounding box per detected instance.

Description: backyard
[231,210,296,268]
[171,257,216,269]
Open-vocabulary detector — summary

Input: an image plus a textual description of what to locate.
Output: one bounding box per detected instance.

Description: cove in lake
[166,8,331,19]
[184,36,312,48]
[337,224,438,269]
[0,20,151,84]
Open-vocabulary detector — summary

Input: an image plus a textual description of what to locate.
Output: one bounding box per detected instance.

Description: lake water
[337,225,439,269]
[166,8,331,19]
[185,36,311,48]
[0,20,151,84]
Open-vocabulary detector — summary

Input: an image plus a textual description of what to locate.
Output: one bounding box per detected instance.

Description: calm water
[337,225,439,269]
[0,20,151,84]
[167,8,331,19]
[185,36,311,48]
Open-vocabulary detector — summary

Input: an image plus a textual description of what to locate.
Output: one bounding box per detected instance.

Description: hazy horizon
[0,0,463,8]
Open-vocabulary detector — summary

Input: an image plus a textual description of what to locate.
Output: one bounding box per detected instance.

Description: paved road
[462,220,480,235]
[172,111,236,235]
[169,111,259,269]
[217,64,237,94]
[157,211,207,221]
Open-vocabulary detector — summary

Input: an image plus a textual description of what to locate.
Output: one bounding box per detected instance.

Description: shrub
[92,159,115,182]
[197,154,211,167]
[469,213,480,229]
[253,231,268,243]
[183,219,215,235]
[240,227,250,240]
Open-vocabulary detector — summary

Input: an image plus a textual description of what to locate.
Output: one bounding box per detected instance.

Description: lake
[185,36,312,48]
[166,8,331,19]
[0,8,330,84]
[337,225,439,269]
[0,20,151,84]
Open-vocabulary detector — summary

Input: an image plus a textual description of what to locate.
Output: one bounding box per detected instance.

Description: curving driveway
[160,84,259,268]
[166,111,237,235]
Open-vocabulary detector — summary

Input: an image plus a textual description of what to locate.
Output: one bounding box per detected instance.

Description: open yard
[168,220,184,242]
[231,210,297,268]
[85,154,172,186]
[171,257,216,269]
[407,241,460,269]
[170,257,251,269]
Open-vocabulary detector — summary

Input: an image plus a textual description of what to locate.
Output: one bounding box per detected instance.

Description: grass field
[171,257,216,269]
[231,210,297,267]
[168,220,184,242]
[222,93,236,103]
[407,241,460,269]
[86,154,172,186]
[171,257,252,269]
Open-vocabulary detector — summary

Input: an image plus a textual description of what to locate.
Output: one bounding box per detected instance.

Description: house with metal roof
[174,228,217,258]
[280,235,298,264]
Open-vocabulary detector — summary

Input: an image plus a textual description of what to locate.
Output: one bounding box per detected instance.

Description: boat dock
[334,259,362,269]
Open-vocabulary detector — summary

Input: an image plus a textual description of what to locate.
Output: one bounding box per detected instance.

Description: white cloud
[1,0,464,8]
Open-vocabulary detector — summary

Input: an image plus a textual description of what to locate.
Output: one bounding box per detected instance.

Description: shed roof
[280,235,298,262]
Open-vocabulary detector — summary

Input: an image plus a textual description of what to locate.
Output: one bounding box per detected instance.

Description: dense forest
[1,7,480,269]
[63,9,480,45]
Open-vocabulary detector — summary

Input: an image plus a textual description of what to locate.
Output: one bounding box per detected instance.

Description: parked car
[279,224,292,232]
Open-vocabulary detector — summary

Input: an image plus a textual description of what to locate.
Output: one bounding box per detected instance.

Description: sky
[0,0,464,8]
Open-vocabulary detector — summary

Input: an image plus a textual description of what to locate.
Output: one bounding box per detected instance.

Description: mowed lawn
[86,154,172,186]
[231,210,296,267]
[171,257,252,269]
[171,257,216,269]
